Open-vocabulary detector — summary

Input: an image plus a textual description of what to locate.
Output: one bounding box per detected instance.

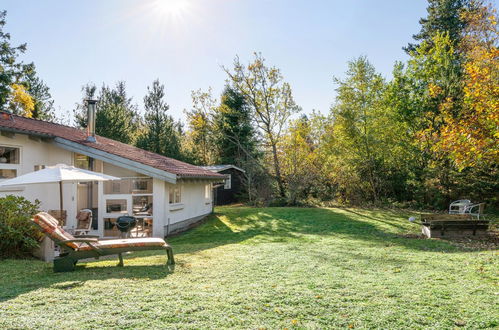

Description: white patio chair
[463,203,486,220]
[449,200,472,214]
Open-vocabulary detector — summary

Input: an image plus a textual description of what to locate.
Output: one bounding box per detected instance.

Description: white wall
[0,134,77,227]
[166,180,212,226]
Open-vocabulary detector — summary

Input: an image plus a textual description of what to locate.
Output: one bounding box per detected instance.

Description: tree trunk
[271,142,286,198]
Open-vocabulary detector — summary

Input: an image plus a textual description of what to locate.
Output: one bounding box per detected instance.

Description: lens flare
[153,0,191,20]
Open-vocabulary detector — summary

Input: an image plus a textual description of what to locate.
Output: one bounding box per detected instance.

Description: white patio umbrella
[0,163,120,223]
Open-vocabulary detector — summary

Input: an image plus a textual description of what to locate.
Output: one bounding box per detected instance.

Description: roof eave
[53,137,177,183]
[177,174,226,181]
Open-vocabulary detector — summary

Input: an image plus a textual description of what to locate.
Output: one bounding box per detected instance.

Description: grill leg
[117,253,124,267]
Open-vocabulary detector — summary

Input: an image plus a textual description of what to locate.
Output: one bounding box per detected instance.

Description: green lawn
[1,206,497,329]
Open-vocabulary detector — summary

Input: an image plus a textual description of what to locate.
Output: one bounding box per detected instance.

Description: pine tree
[136,80,183,159]
[25,71,56,121]
[74,81,139,144]
[405,0,471,53]
[213,85,258,166]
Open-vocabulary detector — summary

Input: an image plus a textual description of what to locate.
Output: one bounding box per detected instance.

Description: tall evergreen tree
[25,71,56,121]
[213,85,258,166]
[405,0,471,53]
[136,80,182,159]
[74,81,139,144]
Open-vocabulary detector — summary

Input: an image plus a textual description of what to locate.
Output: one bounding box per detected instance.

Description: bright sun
[153,0,191,19]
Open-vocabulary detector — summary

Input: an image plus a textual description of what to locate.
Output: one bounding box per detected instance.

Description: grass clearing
[0,206,497,329]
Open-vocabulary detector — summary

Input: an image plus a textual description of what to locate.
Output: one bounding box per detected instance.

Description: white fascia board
[53,137,177,184]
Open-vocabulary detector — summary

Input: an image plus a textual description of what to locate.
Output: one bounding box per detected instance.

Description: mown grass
[0,206,497,329]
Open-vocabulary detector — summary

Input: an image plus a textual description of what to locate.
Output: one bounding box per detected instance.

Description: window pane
[205,184,211,199]
[169,189,174,204]
[106,199,127,214]
[132,178,152,194]
[74,153,89,170]
[0,169,16,179]
[224,174,231,189]
[104,179,132,194]
[0,146,19,164]
[133,196,153,216]
[175,188,181,203]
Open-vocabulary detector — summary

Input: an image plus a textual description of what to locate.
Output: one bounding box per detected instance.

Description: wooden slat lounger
[32,212,175,272]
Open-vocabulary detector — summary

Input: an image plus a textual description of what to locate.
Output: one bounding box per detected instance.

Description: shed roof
[200,165,246,173]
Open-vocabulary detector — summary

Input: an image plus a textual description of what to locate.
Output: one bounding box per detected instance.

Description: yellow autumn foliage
[10,84,34,118]
[438,3,499,169]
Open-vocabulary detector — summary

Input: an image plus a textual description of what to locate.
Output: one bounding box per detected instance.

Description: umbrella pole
[59,181,64,226]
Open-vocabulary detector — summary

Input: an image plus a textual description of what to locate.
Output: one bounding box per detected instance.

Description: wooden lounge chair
[32,212,175,272]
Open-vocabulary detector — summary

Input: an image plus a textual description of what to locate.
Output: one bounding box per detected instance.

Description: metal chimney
[85,99,97,143]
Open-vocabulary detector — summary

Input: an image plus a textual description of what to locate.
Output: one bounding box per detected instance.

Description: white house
[0,110,223,238]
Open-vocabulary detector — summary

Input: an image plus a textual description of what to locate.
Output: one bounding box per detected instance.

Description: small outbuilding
[201,165,246,205]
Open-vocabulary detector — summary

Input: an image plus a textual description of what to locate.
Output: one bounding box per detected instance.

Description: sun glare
[153,0,191,19]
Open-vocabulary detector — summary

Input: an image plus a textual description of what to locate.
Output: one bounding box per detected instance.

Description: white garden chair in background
[449,200,472,214]
[449,200,485,220]
[463,203,486,220]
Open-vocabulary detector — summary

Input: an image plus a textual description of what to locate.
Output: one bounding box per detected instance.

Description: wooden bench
[421,214,490,238]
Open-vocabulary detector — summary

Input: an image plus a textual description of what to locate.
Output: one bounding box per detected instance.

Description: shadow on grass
[0,256,173,302]
[170,207,490,254]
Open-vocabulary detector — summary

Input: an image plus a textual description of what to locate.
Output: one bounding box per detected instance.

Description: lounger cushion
[33,212,78,249]
[78,238,168,251]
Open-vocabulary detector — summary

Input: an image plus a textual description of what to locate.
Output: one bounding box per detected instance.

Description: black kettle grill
[116,216,137,238]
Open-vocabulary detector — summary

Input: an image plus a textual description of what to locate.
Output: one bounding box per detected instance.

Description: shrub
[0,195,41,259]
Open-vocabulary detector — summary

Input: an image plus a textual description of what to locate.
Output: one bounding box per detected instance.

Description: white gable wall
[0,134,77,222]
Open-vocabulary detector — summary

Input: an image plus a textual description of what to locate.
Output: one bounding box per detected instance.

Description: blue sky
[2,0,428,122]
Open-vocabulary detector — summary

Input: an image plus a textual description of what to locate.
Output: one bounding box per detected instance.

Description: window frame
[0,144,21,180]
[205,183,211,199]
[169,185,182,204]
[224,174,231,190]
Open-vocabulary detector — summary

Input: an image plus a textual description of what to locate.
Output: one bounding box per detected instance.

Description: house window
[132,195,153,216]
[0,169,16,179]
[0,146,20,179]
[74,153,90,170]
[104,178,153,195]
[0,146,19,164]
[34,165,46,171]
[169,186,181,204]
[132,178,152,194]
[106,199,128,214]
[205,184,211,199]
[224,174,231,189]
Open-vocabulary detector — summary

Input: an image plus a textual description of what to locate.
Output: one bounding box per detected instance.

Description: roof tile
[0,114,223,179]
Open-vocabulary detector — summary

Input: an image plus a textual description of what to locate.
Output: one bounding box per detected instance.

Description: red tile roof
[0,114,223,179]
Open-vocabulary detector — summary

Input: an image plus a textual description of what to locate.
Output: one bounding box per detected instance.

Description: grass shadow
[0,254,173,302]
[170,206,495,254]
